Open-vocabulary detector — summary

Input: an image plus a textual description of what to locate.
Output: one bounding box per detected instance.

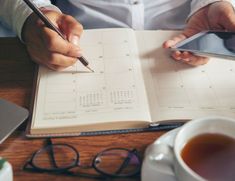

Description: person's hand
[163,1,235,66]
[22,9,83,71]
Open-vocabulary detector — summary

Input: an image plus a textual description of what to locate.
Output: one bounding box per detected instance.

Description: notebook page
[32,28,151,130]
[136,30,235,122]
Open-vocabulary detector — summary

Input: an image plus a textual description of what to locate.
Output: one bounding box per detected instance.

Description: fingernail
[183,58,190,62]
[172,55,181,61]
[168,40,174,45]
[74,47,82,58]
[77,50,82,57]
[71,35,80,46]
[175,51,181,56]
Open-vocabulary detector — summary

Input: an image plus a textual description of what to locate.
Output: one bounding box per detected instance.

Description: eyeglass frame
[23,139,141,179]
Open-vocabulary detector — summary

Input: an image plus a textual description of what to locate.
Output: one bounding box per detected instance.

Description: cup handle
[146,143,175,176]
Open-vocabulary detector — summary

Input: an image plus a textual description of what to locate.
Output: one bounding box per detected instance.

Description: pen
[79,121,185,136]
[147,120,186,130]
[23,0,94,72]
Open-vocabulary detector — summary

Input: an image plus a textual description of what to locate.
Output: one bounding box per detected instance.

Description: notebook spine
[26,124,183,138]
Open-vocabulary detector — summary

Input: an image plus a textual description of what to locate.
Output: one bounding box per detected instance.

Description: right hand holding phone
[163,1,235,66]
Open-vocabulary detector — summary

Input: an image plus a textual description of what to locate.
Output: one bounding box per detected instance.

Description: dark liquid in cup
[181,133,235,181]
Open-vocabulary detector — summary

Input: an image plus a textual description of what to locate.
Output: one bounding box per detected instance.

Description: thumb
[163,28,196,48]
[221,13,235,31]
[208,1,235,31]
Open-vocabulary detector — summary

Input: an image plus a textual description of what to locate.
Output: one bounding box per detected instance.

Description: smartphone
[172,31,235,60]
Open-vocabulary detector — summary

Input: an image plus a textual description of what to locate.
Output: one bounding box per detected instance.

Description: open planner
[27,28,235,137]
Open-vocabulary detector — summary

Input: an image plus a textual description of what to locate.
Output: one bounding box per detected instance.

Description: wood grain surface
[0,38,166,181]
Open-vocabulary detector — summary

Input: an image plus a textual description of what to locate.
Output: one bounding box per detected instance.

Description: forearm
[0,0,58,40]
[190,0,235,18]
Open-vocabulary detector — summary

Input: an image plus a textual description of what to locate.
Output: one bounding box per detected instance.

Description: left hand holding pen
[163,1,235,66]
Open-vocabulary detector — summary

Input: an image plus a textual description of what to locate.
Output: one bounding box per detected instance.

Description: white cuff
[17,4,61,41]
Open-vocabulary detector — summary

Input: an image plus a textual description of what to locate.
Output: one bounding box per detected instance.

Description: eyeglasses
[23,139,141,179]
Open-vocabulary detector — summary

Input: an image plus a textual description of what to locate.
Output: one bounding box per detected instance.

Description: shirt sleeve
[189,0,235,18]
[0,0,60,40]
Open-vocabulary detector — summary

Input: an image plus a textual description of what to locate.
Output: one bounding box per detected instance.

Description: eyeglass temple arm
[114,149,137,175]
[46,139,59,168]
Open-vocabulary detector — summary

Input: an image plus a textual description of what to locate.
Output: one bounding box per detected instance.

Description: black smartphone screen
[175,31,235,59]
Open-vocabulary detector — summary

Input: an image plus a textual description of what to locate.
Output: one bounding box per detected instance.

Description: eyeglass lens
[32,144,78,170]
[93,148,140,176]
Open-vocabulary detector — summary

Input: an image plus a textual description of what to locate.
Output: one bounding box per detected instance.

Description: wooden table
[0,38,166,181]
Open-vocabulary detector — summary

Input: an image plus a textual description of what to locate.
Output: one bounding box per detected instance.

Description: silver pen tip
[86,66,95,72]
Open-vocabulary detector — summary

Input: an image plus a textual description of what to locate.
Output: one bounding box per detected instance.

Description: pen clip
[148,120,187,128]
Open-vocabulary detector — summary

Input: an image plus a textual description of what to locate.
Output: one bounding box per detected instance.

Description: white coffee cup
[145,116,235,181]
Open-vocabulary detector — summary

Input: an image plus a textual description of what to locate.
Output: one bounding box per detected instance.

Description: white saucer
[141,128,180,181]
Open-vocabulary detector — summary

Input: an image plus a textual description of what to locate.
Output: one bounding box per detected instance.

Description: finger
[26,45,49,65]
[163,34,187,48]
[27,37,78,67]
[171,50,209,66]
[181,51,193,62]
[172,51,182,61]
[42,27,82,58]
[183,55,209,66]
[172,51,192,61]
[171,50,196,62]
[48,53,78,67]
[59,15,83,44]
[46,64,68,71]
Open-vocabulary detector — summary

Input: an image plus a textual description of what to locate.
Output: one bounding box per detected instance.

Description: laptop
[0,99,29,144]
